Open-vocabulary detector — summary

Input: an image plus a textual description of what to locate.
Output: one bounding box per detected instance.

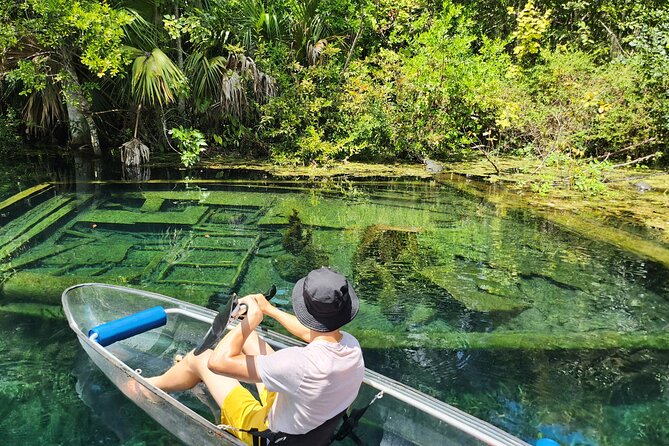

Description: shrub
[169,126,207,167]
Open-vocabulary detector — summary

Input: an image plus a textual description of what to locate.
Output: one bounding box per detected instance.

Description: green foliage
[2,0,132,79]
[509,0,552,62]
[163,13,212,46]
[0,109,22,151]
[259,55,346,164]
[572,161,611,195]
[626,6,669,138]
[336,3,505,161]
[496,50,661,159]
[0,0,667,167]
[370,0,432,47]
[67,0,132,77]
[528,152,612,195]
[5,60,48,96]
[168,126,207,167]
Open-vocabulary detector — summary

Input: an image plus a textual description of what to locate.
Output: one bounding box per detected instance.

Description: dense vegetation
[1,0,667,170]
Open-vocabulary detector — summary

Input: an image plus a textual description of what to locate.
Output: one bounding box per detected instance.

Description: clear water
[1,172,668,446]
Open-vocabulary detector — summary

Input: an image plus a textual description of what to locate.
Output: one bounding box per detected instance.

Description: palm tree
[120,46,186,166]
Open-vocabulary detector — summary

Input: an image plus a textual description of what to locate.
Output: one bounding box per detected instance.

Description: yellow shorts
[221,385,277,445]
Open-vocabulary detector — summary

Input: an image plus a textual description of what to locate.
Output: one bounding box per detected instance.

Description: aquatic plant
[275,209,328,281]
[282,209,313,255]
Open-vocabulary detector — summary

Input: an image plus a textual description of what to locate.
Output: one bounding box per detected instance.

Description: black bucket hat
[292,267,359,332]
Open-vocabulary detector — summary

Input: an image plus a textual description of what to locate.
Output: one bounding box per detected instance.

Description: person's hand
[252,292,274,315]
[238,294,264,326]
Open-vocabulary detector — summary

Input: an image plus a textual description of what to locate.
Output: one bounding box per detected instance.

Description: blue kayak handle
[88,306,167,347]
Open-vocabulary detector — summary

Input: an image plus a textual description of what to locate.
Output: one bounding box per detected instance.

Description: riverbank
[441,157,669,242]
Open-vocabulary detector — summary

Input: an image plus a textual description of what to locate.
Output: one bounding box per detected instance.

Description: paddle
[193,285,277,356]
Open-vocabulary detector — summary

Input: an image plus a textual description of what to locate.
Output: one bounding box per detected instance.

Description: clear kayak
[62,283,530,446]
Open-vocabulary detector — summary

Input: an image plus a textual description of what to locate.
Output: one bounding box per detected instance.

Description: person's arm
[253,293,311,342]
[264,305,311,342]
[207,294,264,382]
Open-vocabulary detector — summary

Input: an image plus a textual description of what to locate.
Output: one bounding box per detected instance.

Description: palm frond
[186,52,227,100]
[122,8,158,51]
[219,71,246,118]
[307,38,327,66]
[289,0,327,64]
[22,78,64,136]
[233,0,285,49]
[131,48,186,107]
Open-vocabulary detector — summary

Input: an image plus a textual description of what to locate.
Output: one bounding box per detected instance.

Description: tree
[0,0,132,155]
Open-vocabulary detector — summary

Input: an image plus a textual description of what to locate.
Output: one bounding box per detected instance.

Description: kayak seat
[245,409,346,446]
[243,390,382,446]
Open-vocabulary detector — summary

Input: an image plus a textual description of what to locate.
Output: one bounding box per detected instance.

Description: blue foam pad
[88,306,167,347]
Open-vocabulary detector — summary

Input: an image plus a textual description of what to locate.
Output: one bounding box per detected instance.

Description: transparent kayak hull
[62,283,529,446]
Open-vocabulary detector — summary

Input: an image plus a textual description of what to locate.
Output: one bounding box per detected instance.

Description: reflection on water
[0,176,668,446]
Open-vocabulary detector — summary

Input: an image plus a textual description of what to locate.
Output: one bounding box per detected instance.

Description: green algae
[0,195,91,262]
[441,159,669,266]
[354,225,421,265]
[2,183,667,342]
[258,195,435,229]
[0,183,51,212]
[347,328,669,350]
[0,175,665,446]
[0,302,64,319]
[201,158,431,179]
[0,239,93,272]
[41,241,134,265]
[79,206,208,226]
[125,190,273,208]
[0,271,108,304]
[275,210,329,281]
[419,266,528,312]
[310,229,358,278]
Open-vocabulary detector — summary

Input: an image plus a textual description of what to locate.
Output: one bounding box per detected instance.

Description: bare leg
[147,350,240,407]
[148,331,274,404]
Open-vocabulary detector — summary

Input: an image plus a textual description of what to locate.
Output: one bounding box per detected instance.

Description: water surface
[1,173,668,446]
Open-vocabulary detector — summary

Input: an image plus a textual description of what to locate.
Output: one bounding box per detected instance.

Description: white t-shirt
[256,331,365,435]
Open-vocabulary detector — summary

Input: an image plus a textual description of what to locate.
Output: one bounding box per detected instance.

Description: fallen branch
[90,109,127,116]
[472,144,500,175]
[596,137,657,160]
[612,153,659,168]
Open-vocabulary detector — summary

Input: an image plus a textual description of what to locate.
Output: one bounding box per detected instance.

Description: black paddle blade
[193,294,237,356]
[265,285,277,300]
[193,286,276,355]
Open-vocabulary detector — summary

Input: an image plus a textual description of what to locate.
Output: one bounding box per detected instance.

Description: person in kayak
[147,267,365,445]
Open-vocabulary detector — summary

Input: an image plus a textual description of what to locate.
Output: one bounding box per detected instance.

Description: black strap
[236,427,287,446]
[332,408,365,443]
[331,391,384,445]
[231,391,383,446]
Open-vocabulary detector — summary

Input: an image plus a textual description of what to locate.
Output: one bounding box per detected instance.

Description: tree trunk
[175,4,186,116]
[61,52,102,156]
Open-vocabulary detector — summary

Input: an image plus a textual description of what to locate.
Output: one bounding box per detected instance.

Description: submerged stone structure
[1,180,668,351]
